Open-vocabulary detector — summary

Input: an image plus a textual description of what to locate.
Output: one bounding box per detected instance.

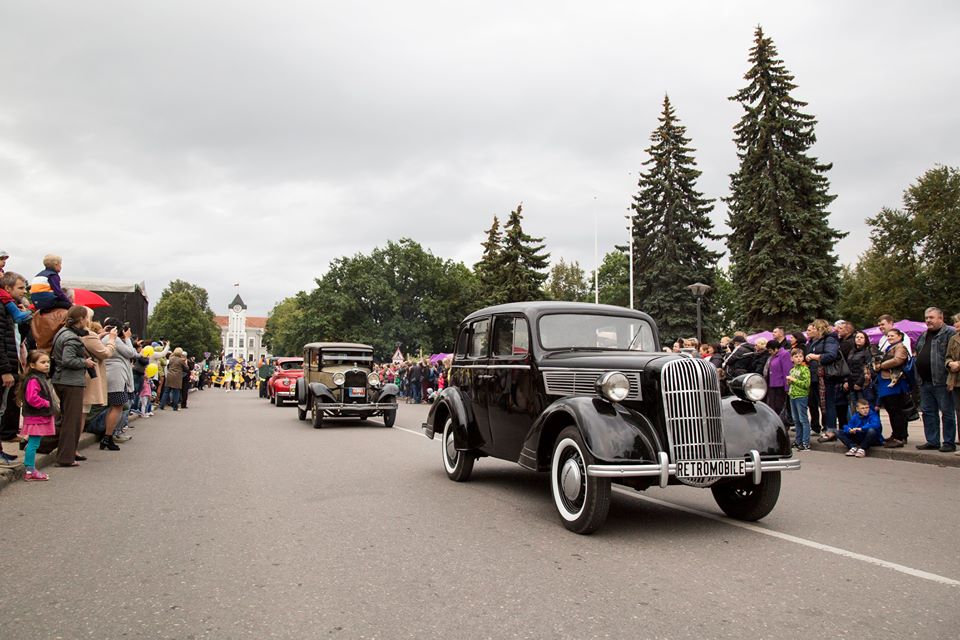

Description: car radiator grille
[541,368,642,401]
[660,357,725,487]
[344,370,368,403]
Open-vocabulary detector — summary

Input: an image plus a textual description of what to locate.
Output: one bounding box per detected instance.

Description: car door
[485,314,534,459]
[455,317,493,448]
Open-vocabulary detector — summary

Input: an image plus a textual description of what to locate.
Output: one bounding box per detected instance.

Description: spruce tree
[474,215,505,305]
[498,203,550,303]
[631,95,720,339]
[726,26,844,329]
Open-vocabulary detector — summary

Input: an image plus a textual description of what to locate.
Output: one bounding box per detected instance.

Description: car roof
[274,357,303,362]
[303,342,373,351]
[461,301,655,324]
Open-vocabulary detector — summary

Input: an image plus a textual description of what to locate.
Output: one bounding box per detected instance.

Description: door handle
[477,374,494,380]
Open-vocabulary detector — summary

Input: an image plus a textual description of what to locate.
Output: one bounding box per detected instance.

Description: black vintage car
[422,302,800,534]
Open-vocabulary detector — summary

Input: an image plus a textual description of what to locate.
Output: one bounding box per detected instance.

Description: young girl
[16,351,58,481]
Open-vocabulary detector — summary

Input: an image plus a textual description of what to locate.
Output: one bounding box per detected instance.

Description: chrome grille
[541,368,642,401]
[344,370,368,403]
[660,358,725,487]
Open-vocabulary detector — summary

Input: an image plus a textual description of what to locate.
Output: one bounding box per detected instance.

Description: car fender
[308,381,337,404]
[375,383,399,405]
[519,397,664,471]
[423,387,485,450]
[721,397,791,457]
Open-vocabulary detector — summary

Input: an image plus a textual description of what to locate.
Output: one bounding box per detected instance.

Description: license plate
[677,459,745,478]
[347,387,366,398]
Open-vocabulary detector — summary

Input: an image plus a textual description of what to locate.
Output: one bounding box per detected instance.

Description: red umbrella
[72,288,111,309]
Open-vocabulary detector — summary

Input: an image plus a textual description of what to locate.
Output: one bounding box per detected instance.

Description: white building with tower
[214,294,269,362]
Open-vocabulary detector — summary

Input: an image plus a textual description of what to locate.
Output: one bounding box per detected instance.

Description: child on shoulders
[29,254,72,313]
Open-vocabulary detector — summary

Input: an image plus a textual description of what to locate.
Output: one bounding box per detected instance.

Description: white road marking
[396,420,959,587]
[614,487,960,587]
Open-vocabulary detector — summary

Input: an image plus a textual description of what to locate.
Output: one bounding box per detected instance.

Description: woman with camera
[876,328,911,448]
[101,317,137,451]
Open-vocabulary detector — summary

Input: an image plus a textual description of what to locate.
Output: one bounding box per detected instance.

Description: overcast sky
[2,1,958,317]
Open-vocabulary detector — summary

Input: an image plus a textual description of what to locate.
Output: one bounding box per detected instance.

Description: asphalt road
[3,389,959,639]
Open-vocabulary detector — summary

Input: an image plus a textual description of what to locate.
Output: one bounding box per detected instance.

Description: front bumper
[586,450,800,488]
[317,402,397,412]
[275,390,296,397]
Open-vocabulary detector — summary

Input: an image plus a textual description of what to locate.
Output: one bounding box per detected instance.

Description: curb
[0,414,141,493]
[808,438,960,468]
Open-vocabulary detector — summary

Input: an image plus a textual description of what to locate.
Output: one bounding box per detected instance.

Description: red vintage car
[268,357,304,407]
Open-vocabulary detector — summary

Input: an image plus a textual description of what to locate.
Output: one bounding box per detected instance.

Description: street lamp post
[625,213,634,309]
[686,282,711,343]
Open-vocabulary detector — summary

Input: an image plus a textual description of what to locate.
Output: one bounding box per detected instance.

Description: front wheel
[442,417,474,481]
[311,399,323,429]
[551,426,610,534]
[275,395,284,407]
[269,394,275,405]
[382,409,396,428]
[711,472,781,521]
[297,402,307,421]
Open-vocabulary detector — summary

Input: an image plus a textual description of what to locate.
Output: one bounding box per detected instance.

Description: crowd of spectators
[0,250,200,480]
[372,357,451,404]
[677,308,960,457]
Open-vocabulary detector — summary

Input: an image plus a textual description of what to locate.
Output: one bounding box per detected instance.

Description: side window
[468,318,490,359]
[492,316,530,358]
[455,327,469,358]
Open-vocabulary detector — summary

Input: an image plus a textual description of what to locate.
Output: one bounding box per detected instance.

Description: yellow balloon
[142,346,155,357]
[145,363,159,377]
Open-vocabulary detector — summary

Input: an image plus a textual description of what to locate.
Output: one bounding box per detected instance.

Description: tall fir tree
[725,26,844,329]
[498,203,550,303]
[631,95,720,340]
[474,215,505,306]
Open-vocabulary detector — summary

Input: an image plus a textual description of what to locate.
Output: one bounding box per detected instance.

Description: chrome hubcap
[561,457,582,502]
[445,431,457,463]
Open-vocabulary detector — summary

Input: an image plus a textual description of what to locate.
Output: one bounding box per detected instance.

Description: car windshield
[322,351,373,365]
[279,360,302,371]
[538,313,657,352]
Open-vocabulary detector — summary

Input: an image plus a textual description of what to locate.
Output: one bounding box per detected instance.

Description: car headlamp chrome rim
[367,372,381,387]
[332,372,346,387]
[596,371,630,403]
[729,373,767,402]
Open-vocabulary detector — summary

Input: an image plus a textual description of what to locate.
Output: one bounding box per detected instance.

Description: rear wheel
[711,472,781,521]
[311,399,323,429]
[383,409,396,428]
[442,417,474,481]
[550,426,610,534]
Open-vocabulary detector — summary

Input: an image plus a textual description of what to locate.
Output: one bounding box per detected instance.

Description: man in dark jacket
[723,336,754,379]
[0,272,27,463]
[914,307,958,452]
[408,361,423,404]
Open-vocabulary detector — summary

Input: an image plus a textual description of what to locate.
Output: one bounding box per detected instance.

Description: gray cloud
[2,1,958,317]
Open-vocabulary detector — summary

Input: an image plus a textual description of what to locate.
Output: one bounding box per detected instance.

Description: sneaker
[855,448,867,458]
[939,444,957,453]
[0,453,22,468]
[792,442,801,450]
[800,444,812,451]
[113,434,132,443]
[24,469,49,481]
[845,447,858,457]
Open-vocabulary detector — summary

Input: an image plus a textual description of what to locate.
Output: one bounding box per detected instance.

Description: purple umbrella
[862,319,926,345]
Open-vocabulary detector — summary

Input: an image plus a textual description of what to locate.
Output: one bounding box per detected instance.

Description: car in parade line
[421,301,800,534]
[268,357,304,407]
[295,342,399,428]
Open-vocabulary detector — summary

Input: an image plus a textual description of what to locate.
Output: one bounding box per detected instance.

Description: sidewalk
[805,411,960,467]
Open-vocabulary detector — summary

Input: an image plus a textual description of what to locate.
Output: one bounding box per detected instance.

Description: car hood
[538,351,691,374]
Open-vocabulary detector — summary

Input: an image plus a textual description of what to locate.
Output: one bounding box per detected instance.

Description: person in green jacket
[786,348,812,450]
[258,359,275,398]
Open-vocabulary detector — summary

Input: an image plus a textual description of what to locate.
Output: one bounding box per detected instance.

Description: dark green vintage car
[295,342,399,429]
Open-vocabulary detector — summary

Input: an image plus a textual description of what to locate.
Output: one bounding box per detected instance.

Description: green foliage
[147,283,222,357]
[474,215,504,306]
[544,258,589,301]
[262,297,303,356]
[592,250,629,307]
[631,95,720,340]
[495,203,550,303]
[838,166,960,325]
[284,238,479,358]
[725,26,844,330]
[706,267,741,339]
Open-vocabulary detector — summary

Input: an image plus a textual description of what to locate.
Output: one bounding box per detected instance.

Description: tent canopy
[62,278,148,300]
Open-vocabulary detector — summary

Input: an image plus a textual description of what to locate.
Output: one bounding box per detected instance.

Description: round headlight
[367,372,381,387]
[730,373,767,402]
[332,372,346,386]
[597,371,630,403]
